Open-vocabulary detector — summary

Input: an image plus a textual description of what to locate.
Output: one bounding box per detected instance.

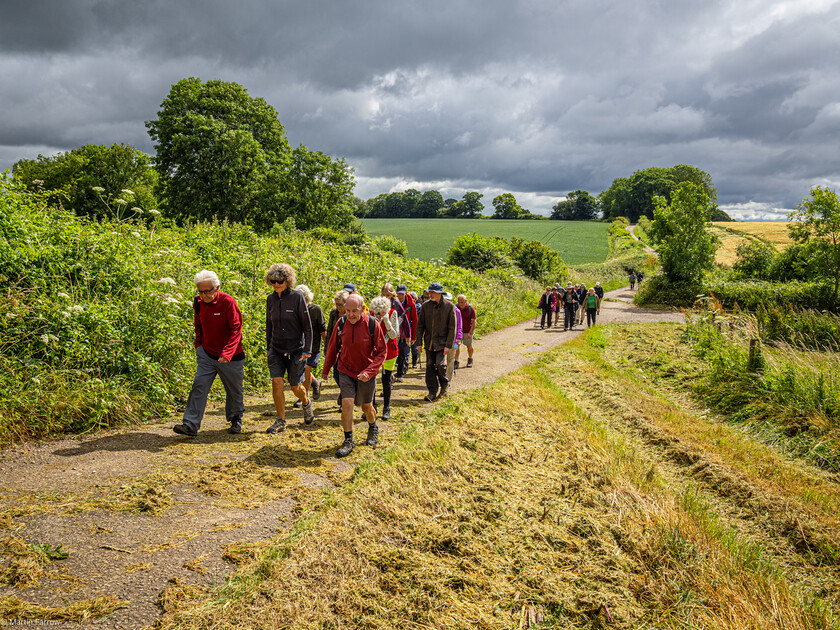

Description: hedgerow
[0,175,538,444]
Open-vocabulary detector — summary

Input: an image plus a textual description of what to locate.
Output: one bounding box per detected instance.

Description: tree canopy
[550,190,599,220]
[649,182,719,284]
[146,77,355,231]
[12,144,157,220]
[788,186,840,300]
[599,165,717,222]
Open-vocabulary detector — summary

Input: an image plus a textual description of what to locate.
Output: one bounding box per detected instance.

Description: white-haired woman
[174,270,246,437]
[370,295,399,420]
[293,284,326,407]
[264,263,314,433]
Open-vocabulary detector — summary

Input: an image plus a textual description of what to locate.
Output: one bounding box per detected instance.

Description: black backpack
[335,314,377,357]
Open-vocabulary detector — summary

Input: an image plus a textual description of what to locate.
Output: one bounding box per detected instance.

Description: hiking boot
[424,392,436,402]
[394,376,403,383]
[266,417,286,434]
[173,424,197,437]
[365,424,379,447]
[454,360,460,370]
[439,386,448,398]
[466,358,473,368]
[336,437,354,458]
[293,400,302,408]
[302,400,314,425]
[381,404,391,420]
[311,379,321,401]
[228,416,242,434]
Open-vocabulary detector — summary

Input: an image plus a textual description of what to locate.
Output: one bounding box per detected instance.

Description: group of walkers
[628,270,644,290]
[174,265,477,459]
[538,282,604,330]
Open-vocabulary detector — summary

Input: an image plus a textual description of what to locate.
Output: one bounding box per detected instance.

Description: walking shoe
[335,437,354,458]
[424,392,437,402]
[266,417,286,434]
[466,358,473,368]
[365,423,379,447]
[293,400,302,408]
[439,386,448,398]
[302,400,314,425]
[381,405,391,420]
[311,379,321,401]
[228,416,242,434]
[173,424,197,437]
[454,360,460,370]
[394,376,403,383]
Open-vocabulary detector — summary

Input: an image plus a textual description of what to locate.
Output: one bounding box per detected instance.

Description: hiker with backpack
[538,286,554,329]
[629,271,636,290]
[561,282,579,331]
[415,282,457,401]
[321,294,387,458]
[173,270,245,437]
[455,294,476,369]
[264,264,314,434]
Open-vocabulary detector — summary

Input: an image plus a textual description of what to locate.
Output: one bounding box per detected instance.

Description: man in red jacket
[174,270,246,437]
[321,294,387,457]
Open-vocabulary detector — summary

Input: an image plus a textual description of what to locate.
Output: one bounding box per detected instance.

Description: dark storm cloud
[2,0,839,218]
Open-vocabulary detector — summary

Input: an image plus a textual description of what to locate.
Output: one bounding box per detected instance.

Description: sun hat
[443,292,453,300]
[427,282,444,293]
[396,284,407,293]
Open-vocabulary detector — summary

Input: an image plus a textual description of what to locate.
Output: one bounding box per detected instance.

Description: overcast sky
[2,0,839,219]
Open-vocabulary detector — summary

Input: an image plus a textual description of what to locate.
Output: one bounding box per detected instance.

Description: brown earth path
[0,287,681,629]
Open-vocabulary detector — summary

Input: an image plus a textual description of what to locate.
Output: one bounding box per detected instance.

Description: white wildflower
[57,292,70,300]
[131,231,141,238]
[148,209,161,216]
[121,189,135,197]
[162,295,181,305]
[155,277,177,285]
[92,186,105,193]
[114,198,127,205]
[5,312,18,319]
[131,207,143,214]
[69,305,84,314]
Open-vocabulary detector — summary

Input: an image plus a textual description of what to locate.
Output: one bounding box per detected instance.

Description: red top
[194,291,244,361]
[322,312,387,381]
[458,302,477,335]
[381,309,400,361]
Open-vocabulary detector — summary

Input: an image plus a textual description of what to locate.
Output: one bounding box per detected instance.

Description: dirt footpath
[0,287,680,629]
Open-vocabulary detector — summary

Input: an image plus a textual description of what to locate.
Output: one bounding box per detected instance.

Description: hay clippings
[0,594,126,622]
[157,577,208,614]
[222,540,269,566]
[183,555,208,575]
[124,561,153,574]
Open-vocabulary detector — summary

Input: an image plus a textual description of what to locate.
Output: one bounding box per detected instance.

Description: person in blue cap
[414,282,456,401]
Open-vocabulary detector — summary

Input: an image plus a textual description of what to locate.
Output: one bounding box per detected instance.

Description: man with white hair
[174,270,246,436]
[321,293,387,457]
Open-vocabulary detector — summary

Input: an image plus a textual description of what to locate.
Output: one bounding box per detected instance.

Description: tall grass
[0,176,539,443]
[685,302,840,471]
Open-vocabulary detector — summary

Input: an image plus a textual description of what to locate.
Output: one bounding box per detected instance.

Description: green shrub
[704,277,836,311]
[509,237,567,281]
[446,232,513,272]
[733,240,776,280]
[342,221,368,247]
[374,234,408,257]
[634,274,705,307]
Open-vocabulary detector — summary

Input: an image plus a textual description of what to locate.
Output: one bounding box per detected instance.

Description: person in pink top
[174,270,246,437]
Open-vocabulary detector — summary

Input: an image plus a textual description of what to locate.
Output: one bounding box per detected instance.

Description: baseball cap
[427,282,444,293]
[343,283,356,292]
[396,284,407,293]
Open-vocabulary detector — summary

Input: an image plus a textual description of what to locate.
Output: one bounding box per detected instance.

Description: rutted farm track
[3,292,838,628]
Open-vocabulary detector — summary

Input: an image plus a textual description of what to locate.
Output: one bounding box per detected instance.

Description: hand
[357,373,370,382]
[301,353,311,361]
[443,348,450,356]
[410,338,416,345]
[321,371,329,381]
[218,357,229,364]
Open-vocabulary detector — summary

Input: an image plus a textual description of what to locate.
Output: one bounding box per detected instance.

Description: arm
[300,295,313,359]
[265,295,272,352]
[219,299,243,362]
[385,311,399,340]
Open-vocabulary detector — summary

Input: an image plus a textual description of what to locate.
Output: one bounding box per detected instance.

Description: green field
[361,218,610,265]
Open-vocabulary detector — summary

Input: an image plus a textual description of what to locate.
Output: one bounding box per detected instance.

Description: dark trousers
[411,340,421,366]
[564,304,576,330]
[587,307,597,327]
[425,348,448,395]
[183,347,245,432]
[540,307,552,328]
[396,339,410,378]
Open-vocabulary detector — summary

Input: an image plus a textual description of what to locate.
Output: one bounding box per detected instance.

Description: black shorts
[267,348,306,386]
[337,370,376,406]
[305,351,320,369]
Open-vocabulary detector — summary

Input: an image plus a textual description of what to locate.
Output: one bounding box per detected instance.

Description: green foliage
[788,186,840,300]
[374,234,408,257]
[752,304,840,351]
[634,274,705,308]
[445,233,513,272]
[650,182,719,284]
[635,216,652,246]
[684,307,840,471]
[733,241,776,280]
[0,174,538,444]
[703,276,836,312]
[550,190,599,220]
[491,193,525,219]
[599,164,717,222]
[710,207,733,221]
[360,188,457,219]
[12,144,157,220]
[509,237,567,281]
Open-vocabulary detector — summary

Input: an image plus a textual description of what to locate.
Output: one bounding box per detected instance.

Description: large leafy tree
[13,144,157,220]
[649,182,719,283]
[789,186,840,300]
[491,193,524,219]
[551,190,599,220]
[146,78,292,228]
[415,190,444,218]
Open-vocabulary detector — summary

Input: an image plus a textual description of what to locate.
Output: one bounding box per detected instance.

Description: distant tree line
[356,190,544,220]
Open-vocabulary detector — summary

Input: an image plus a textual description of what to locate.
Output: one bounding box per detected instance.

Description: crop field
[361,218,610,265]
[711,221,793,266]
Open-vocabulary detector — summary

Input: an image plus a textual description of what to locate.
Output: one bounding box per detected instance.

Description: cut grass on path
[155,324,840,630]
[361,218,610,265]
